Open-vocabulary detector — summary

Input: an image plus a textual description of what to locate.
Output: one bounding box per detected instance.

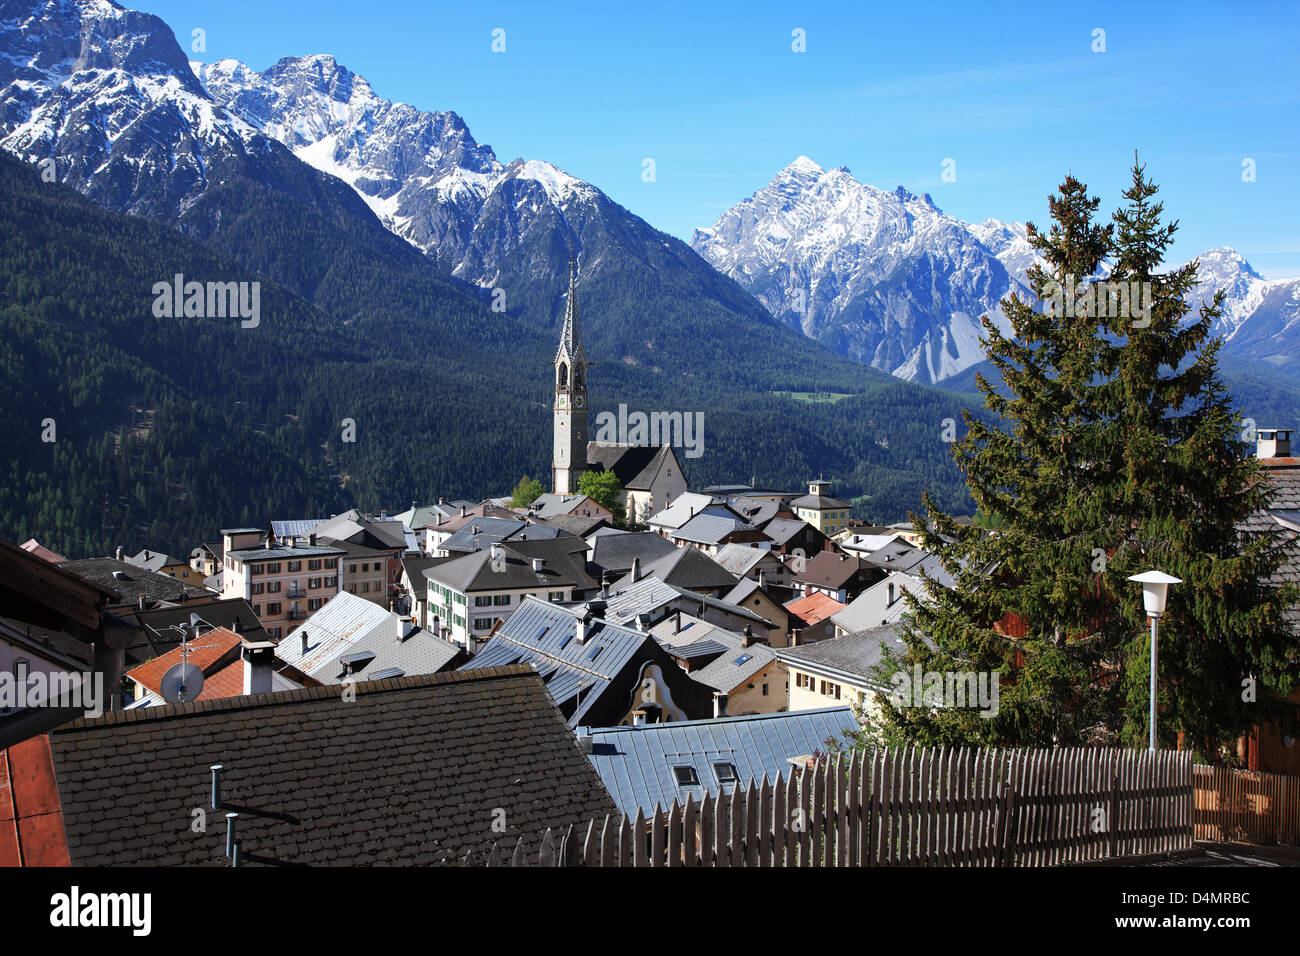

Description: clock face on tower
[574,394,585,409]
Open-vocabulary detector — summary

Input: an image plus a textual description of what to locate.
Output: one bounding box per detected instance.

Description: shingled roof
[47,666,616,866]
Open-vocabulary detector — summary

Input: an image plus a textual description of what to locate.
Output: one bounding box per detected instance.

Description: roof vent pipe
[210,765,223,810]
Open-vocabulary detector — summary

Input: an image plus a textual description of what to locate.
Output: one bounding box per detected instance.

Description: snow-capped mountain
[692,157,1027,384]
[0,0,372,230]
[192,54,629,293]
[695,158,1300,382]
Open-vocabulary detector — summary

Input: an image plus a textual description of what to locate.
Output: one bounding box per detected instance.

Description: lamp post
[1128,571,1182,751]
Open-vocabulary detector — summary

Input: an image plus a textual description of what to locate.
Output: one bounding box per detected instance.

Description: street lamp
[1128,570,1182,751]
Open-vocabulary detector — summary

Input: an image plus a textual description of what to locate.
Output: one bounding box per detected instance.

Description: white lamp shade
[1128,570,1182,617]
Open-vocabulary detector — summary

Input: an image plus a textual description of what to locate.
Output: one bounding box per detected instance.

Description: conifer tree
[869,161,1298,756]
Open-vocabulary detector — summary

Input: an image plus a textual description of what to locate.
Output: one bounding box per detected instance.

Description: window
[288,560,302,572]
[548,591,565,601]
[349,564,358,574]
[250,564,264,576]
[308,559,321,571]
[266,602,282,615]
[253,604,261,615]
[251,582,265,595]
[308,598,323,611]
[362,582,370,593]
[267,627,281,639]
[734,653,753,666]
[713,763,738,785]
[266,562,281,573]
[587,645,603,661]
[475,596,493,607]
[324,558,337,569]
[672,766,699,786]
[325,576,337,587]
[762,683,769,696]
[473,618,493,630]
[494,594,511,606]
[267,580,281,593]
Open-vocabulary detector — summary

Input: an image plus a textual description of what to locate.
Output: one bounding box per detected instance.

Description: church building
[551,254,688,521]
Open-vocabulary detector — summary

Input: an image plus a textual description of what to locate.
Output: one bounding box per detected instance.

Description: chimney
[438,496,445,505]
[742,625,754,647]
[887,581,896,606]
[115,545,123,561]
[301,632,309,656]
[630,557,641,582]
[138,595,146,611]
[758,569,768,590]
[460,505,467,517]
[577,727,594,753]
[635,613,650,632]
[490,543,505,566]
[144,550,150,560]
[308,533,317,547]
[532,558,544,572]
[575,613,589,645]
[397,618,417,641]
[632,709,647,726]
[1257,428,1293,459]
[713,693,728,718]
[241,640,276,695]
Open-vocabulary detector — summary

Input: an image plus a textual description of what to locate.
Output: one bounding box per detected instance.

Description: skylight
[714,762,738,784]
[672,765,700,786]
[734,653,753,666]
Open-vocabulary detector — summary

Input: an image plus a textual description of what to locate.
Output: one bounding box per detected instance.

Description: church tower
[552,250,589,495]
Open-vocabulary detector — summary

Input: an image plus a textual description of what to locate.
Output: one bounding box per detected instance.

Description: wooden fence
[1194,764,1300,845]
[491,745,1194,867]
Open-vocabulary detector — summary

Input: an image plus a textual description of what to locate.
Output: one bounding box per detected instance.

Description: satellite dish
[160,662,204,703]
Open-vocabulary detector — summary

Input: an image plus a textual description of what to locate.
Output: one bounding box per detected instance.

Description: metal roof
[271,518,323,539]
[460,597,651,726]
[672,512,758,546]
[278,592,459,682]
[584,707,860,816]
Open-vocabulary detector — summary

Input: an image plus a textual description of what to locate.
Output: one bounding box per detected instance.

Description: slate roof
[461,597,652,727]
[270,518,323,540]
[47,665,617,865]
[790,492,850,509]
[589,531,678,575]
[729,497,782,526]
[312,510,408,550]
[586,443,677,491]
[762,517,815,548]
[60,558,209,605]
[775,624,904,687]
[584,707,859,816]
[436,517,528,554]
[620,546,738,593]
[533,513,611,538]
[528,493,597,519]
[277,591,461,682]
[425,542,584,594]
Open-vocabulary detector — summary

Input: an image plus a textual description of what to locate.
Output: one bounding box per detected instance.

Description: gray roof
[621,545,738,593]
[775,624,905,686]
[672,512,762,546]
[603,576,769,629]
[647,494,725,530]
[226,543,346,561]
[312,510,408,550]
[270,518,323,539]
[589,531,678,574]
[125,549,185,572]
[584,707,860,816]
[830,572,921,633]
[278,591,460,682]
[790,492,850,509]
[60,558,209,605]
[424,544,581,594]
[762,517,814,547]
[528,493,594,519]
[461,596,651,726]
[654,616,776,693]
[729,497,782,526]
[714,543,778,577]
[436,517,527,554]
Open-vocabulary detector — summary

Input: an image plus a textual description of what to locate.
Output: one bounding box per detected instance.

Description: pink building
[220,529,344,640]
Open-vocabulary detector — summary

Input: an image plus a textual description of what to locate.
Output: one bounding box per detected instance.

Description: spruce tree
[870,161,1298,756]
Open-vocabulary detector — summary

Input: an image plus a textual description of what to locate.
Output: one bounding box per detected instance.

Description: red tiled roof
[784,592,847,625]
[0,735,70,866]
[125,627,243,695]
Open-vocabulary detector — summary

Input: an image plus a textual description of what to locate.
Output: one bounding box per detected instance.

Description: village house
[784,591,848,645]
[722,575,793,646]
[125,627,304,707]
[218,529,343,641]
[651,613,785,717]
[789,479,853,536]
[776,623,904,723]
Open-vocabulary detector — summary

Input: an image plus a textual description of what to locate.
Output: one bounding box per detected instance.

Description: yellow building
[775,624,904,727]
[790,479,852,536]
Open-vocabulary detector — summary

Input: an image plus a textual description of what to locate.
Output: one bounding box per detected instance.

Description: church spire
[556,245,584,361]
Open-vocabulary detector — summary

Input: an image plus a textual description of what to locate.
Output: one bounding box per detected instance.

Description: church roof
[586,443,679,491]
[555,251,585,364]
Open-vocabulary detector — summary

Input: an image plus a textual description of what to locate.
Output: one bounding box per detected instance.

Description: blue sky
[146,0,1300,276]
